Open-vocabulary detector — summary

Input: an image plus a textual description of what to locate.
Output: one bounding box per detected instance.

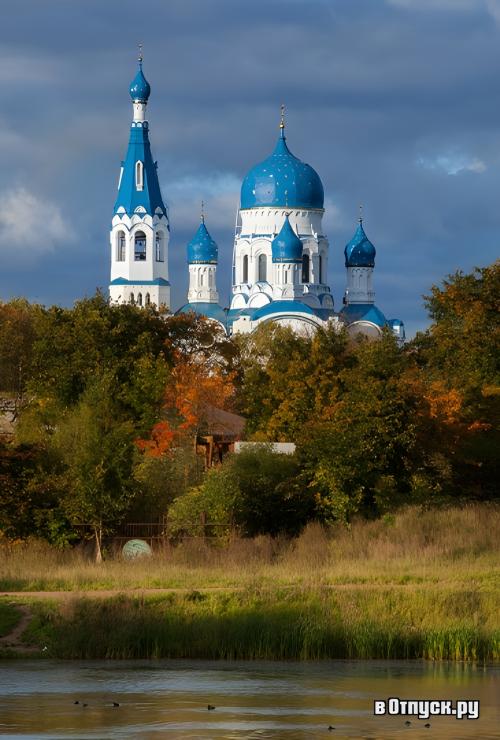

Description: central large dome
[240,131,324,210]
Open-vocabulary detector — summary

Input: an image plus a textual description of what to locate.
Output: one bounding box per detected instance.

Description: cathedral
[109,57,405,341]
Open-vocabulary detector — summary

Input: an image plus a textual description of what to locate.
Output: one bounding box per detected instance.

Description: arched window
[284,269,288,284]
[155,232,164,262]
[134,231,146,261]
[200,272,204,287]
[145,293,151,306]
[302,253,310,283]
[130,293,135,304]
[258,254,267,282]
[137,293,143,306]
[242,254,248,283]
[135,161,144,190]
[117,231,126,261]
[318,255,323,284]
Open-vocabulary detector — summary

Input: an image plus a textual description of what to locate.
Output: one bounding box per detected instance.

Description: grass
[22,588,499,661]
[1,505,498,661]
[0,602,20,637]
[0,505,498,593]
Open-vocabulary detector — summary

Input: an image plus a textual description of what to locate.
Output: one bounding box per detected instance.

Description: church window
[318,255,323,284]
[118,166,123,190]
[134,231,147,261]
[137,293,143,306]
[130,293,135,304]
[242,255,248,283]
[258,254,267,282]
[302,254,310,283]
[284,269,288,284]
[145,293,151,306]
[155,232,164,261]
[135,161,144,191]
[117,231,126,261]
[200,272,204,287]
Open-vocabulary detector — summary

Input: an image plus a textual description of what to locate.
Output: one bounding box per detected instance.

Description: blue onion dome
[344,219,376,267]
[240,123,324,210]
[129,59,151,102]
[272,214,303,263]
[187,218,218,264]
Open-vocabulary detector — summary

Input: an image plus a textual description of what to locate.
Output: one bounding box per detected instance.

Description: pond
[0,659,497,738]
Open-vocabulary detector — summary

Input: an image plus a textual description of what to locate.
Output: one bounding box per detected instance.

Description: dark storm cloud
[0,0,499,334]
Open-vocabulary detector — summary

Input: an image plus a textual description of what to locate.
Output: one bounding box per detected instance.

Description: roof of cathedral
[240,123,324,210]
[110,277,170,286]
[187,219,218,264]
[271,215,303,263]
[339,303,387,327]
[177,302,227,325]
[114,62,166,218]
[344,220,376,267]
[129,61,151,102]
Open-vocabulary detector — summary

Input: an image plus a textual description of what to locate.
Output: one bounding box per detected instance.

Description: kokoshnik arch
[109,56,405,341]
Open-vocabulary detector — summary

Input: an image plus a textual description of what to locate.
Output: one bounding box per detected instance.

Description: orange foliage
[424,381,462,424]
[137,355,235,457]
[136,421,175,458]
[467,420,492,432]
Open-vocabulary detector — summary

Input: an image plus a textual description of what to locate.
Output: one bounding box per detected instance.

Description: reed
[24,587,499,661]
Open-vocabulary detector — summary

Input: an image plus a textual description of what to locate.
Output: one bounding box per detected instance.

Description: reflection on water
[0,659,497,739]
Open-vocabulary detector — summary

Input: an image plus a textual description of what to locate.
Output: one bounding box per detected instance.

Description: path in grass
[0,603,37,654]
[0,582,473,599]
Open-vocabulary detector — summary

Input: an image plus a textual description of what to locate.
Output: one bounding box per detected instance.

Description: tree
[235,322,353,441]
[137,353,236,457]
[168,446,314,538]
[0,441,70,544]
[53,374,137,561]
[0,299,41,408]
[414,261,500,499]
[298,332,423,522]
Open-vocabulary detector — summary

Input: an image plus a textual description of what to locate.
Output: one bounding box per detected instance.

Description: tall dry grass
[0,504,498,592]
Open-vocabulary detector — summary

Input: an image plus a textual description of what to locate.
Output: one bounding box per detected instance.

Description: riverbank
[0,506,498,661]
[2,584,497,661]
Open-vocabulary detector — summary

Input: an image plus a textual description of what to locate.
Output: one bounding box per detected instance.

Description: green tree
[0,442,70,544]
[235,322,354,441]
[168,446,314,538]
[53,374,137,561]
[298,332,422,522]
[0,299,41,403]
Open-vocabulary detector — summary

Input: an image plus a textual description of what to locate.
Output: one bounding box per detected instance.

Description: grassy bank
[0,505,498,592]
[22,588,499,661]
[0,603,20,637]
[2,505,499,661]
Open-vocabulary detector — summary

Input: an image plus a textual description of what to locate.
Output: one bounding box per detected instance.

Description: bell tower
[109,49,170,308]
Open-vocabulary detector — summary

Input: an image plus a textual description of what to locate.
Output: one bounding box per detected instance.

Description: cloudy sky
[1,0,499,336]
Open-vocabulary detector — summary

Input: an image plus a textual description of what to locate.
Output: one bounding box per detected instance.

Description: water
[0,660,497,739]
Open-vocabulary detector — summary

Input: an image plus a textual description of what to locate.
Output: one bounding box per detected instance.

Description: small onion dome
[187,219,218,264]
[272,215,303,263]
[344,220,376,268]
[240,129,324,210]
[129,63,151,102]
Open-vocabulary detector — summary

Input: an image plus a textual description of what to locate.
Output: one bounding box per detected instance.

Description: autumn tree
[137,339,236,458]
[235,322,352,440]
[413,261,500,499]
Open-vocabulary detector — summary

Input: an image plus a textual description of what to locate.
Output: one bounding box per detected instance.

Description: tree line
[0,261,498,554]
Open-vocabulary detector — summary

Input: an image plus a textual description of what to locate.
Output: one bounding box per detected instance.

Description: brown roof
[203,404,245,438]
